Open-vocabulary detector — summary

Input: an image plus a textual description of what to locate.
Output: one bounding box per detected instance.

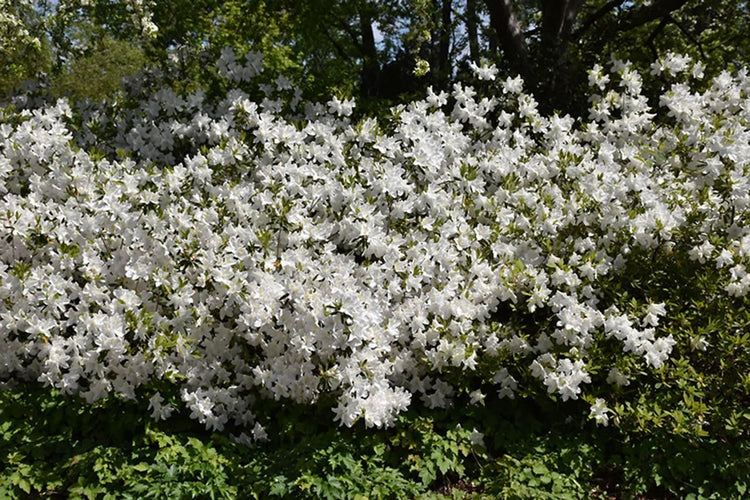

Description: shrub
[0,50,748,481]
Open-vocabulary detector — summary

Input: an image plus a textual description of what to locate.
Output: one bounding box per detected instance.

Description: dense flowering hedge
[1,51,749,443]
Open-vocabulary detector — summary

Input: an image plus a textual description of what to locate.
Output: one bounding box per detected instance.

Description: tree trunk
[481,0,694,115]
[539,0,585,112]
[437,0,452,86]
[483,0,586,112]
[466,0,480,62]
[483,0,530,90]
[360,6,380,98]
[541,0,584,59]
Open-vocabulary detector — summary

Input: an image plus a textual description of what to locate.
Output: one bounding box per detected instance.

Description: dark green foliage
[50,37,148,101]
[3,1,750,115]
[2,377,748,498]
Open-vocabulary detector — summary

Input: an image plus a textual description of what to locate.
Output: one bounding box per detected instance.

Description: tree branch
[647,17,669,60]
[573,0,627,39]
[667,14,707,59]
[541,0,585,43]
[618,0,690,32]
[324,30,354,63]
[335,19,365,54]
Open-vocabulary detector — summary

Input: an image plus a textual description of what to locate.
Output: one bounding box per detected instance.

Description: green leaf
[737,482,747,496]
[532,463,549,476]
[17,477,31,494]
[269,476,289,496]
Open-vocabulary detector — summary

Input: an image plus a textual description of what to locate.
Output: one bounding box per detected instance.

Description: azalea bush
[1,49,750,495]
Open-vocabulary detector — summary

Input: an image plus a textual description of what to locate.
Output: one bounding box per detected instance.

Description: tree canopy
[2,0,749,115]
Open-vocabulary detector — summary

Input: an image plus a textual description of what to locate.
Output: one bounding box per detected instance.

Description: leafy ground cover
[1,380,748,498]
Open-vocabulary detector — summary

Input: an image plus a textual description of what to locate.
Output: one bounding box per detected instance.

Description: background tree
[482,0,750,114]
[0,0,51,95]
[2,0,749,117]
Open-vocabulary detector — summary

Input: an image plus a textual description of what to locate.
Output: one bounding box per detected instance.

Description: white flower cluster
[217,48,264,83]
[122,0,158,37]
[50,1,158,39]
[2,52,749,435]
[0,0,41,53]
